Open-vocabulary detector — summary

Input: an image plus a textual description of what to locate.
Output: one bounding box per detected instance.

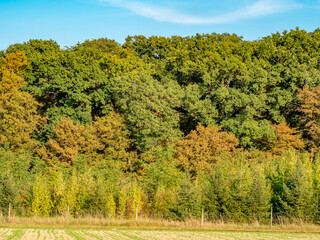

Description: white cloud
[100,0,301,24]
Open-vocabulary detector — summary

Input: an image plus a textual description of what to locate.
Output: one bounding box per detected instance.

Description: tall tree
[110,72,183,151]
[0,51,44,151]
[298,85,320,149]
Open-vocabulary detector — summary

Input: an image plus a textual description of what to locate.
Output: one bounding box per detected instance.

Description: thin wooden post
[201,208,204,227]
[67,205,69,224]
[8,203,11,221]
[135,205,138,224]
[270,206,273,229]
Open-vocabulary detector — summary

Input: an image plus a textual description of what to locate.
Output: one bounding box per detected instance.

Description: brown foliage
[43,112,131,167]
[174,124,238,174]
[298,85,320,149]
[43,119,103,166]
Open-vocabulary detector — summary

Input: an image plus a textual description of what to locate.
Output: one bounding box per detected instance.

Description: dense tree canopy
[1,28,320,222]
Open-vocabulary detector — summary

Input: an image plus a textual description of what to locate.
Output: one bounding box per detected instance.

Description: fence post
[270,206,273,230]
[8,203,11,222]
[67,205,69,224]
[201,208,204,227]
[135,205,138,224]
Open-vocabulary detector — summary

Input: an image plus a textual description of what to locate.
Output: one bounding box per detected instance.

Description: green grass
[6,229,24,240]
[65,229,87,240]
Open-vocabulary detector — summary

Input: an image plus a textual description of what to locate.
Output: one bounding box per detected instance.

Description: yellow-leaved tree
[0,51,44,151]
[94,111,130,166]
[29,175,52,216]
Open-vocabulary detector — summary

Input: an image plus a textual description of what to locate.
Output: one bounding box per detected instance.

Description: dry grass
[1,228,320,240]
[0,216,320,233]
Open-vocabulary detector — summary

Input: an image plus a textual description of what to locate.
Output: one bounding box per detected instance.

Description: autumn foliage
[42,119,102,166]
[2,29,320,222]
[0,51,27,93]
[0,51,44,151]
[270,122,304,155]
[174,124,238,174]
[42,112,130,166]
[298,85,320,149]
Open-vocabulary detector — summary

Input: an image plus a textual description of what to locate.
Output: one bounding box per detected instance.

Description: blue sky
[0,0,319,50]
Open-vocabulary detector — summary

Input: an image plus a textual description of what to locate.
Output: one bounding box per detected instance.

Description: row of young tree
[1,28,320,222]
[1,148,320,223]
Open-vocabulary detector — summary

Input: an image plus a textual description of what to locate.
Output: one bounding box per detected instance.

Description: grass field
[1,217,320,239]
[0,228,320,240]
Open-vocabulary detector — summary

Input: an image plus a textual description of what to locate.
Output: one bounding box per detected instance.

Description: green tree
[270,151,315,221]
[110,72,183,151]
[143,146,182,218]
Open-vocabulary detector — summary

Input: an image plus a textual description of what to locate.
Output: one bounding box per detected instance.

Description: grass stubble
[2,229,320,240]
[0,228,320,240]
[1,216,320,239]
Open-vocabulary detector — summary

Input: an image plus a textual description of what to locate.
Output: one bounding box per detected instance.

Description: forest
[1,28,320,223]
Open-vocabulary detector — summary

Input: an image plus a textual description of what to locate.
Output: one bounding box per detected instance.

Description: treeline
[1,28,320,222]
[1,148,320,222]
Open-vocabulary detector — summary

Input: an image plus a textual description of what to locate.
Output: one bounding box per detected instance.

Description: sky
[0,0,319,50]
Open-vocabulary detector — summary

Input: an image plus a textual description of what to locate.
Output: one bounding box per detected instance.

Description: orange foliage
[43,119,103,166]
[174,124,238,174]
[270,122,304,155]
[43,112,131,167]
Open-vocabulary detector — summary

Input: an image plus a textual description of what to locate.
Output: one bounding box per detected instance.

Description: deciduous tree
[174,124,238,174]
[0,52,44,151]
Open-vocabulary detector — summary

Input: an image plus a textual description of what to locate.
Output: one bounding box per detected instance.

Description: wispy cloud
[100,0,301,24]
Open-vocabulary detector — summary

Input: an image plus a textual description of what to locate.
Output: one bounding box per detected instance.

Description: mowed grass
[0,228,320,240]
